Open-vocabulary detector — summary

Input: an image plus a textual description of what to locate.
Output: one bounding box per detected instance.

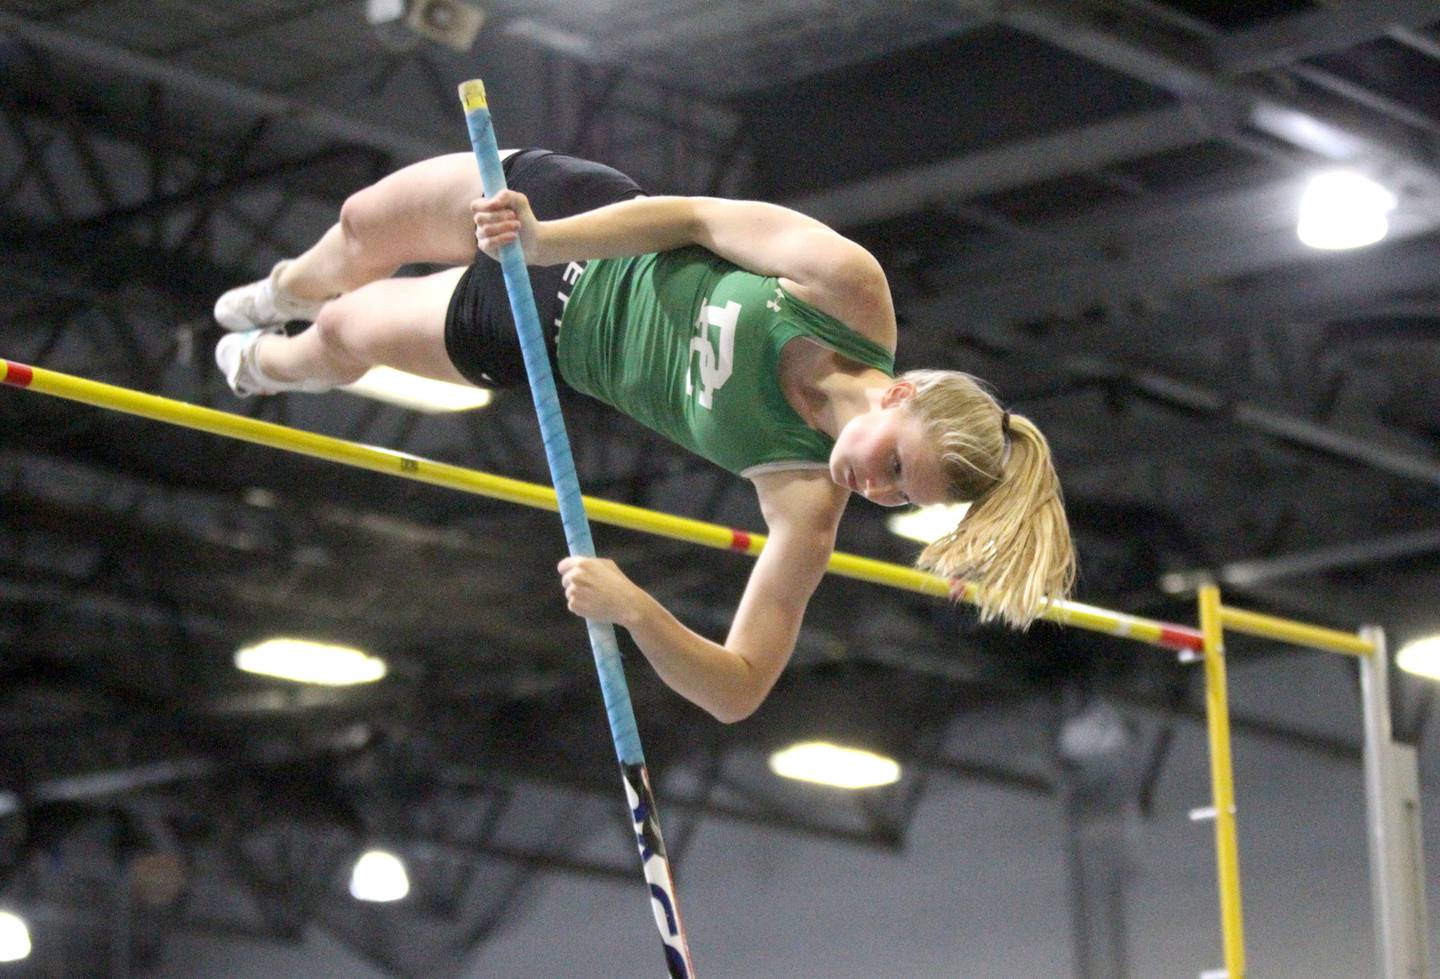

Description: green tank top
[557,246,896,477]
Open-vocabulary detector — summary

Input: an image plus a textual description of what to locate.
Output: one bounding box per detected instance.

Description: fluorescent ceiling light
[339,366,493,414]
[886,502,971,544]
[1396,635,1440,682]
[1297,171,1397,250]
[768,741,901,790]
[1249,105,1368,160]
[0,911,31,962]
[503,18,596,60]
[364,0,404,24]
[235,638,387,686]
[349,849,410,903]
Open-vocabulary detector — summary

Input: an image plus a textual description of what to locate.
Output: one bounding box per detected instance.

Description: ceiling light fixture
[1296,170,1398,251]
[0,911,31,962]
[886,502,971,544]
[340,366,493,414]
[1396,635,1440,682]
[768,741,901,790]
[365,0,485,52]
[235,638,387,686]
[406,0,486,51]
[349,849,410,903]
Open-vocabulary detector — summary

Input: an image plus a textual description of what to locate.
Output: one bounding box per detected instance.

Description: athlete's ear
[880,379,916,409]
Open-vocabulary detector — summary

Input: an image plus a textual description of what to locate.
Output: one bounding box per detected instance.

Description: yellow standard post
[1199,584,1246,977]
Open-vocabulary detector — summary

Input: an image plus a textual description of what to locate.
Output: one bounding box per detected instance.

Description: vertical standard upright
[1358,626,1432,979]
[1198,585,1246,978]
[457,79,696,977]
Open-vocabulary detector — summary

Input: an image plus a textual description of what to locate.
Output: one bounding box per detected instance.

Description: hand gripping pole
[458,79,695,978]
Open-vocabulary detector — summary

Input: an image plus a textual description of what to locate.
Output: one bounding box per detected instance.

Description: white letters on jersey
[686,299,739,409]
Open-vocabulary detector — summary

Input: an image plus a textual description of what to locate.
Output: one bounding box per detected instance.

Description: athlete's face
[830,383,948,508]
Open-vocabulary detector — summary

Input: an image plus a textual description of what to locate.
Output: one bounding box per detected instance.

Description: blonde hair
[900,369,1076,628]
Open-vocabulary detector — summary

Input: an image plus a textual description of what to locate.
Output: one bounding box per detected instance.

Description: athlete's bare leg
[255,266,470,387]
[276,150,517,302]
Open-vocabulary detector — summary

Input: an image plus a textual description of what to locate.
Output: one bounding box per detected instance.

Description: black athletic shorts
[443,149,645,388]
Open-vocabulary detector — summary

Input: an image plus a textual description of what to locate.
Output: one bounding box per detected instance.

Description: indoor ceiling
[1,1,1438,975]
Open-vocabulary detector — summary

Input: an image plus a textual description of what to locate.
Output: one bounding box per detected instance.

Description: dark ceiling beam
[1160,232,1440,331]
[0,483,576,659]
[1161,526,1440,593]
[0,757,219,817]
[899,314,1440,492]
[1103,366,1440,490]
[0,575,232,643]
[784,103,1228,229]
[0,580,577,722]
[0,90,73,220]
[1390,25,1440,60]
[441,765,909,852]
[927,756,1054,796]
[1133,0,1440,141]
[68,144,362,235]
[1209,0,1440,76]
[400,834,637,885]
[789,2,1440,267]
[0,210,248,310]
[1288,61,1440,138]
[149,0,355,63]
[991,0,1440,192]
[968,172,1300,249]
[516,2,1429,235]
[1120,691,1362,765]
[192,668,578,723]
[0,10,447,163]
[501,4,986,98]
[906,175,1440,329]
[17,42,119,212]
[6,49,372,216]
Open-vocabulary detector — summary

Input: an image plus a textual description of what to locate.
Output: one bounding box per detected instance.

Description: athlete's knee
[309,300,371,384]
[338,189,383,261]
[339,171,427,263]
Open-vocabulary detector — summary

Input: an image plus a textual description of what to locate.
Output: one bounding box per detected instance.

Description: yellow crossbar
[1219,605,1374,657]
[2,358,1205,651]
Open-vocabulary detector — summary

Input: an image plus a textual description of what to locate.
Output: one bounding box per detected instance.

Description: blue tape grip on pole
[458,80,644,767]
[458,79,694,978]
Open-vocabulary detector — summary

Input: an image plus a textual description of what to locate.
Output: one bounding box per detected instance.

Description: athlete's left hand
[557,556,647,627]
[472,189,542,263]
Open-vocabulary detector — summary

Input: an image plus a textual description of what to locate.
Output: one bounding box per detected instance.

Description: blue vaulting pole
[458,79,695,978]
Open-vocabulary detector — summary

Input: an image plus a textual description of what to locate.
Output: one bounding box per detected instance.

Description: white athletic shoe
[215,329,279,397]
[215,328,332,398]
[213,260,326,332]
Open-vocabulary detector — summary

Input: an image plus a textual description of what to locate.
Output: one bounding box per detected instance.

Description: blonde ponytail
[901,370,1076,628]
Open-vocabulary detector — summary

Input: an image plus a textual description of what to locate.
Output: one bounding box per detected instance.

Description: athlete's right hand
[472,189,542,263]
[557,556,649,629]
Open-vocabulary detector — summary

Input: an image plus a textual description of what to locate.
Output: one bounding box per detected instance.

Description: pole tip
[457,79,488,112]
